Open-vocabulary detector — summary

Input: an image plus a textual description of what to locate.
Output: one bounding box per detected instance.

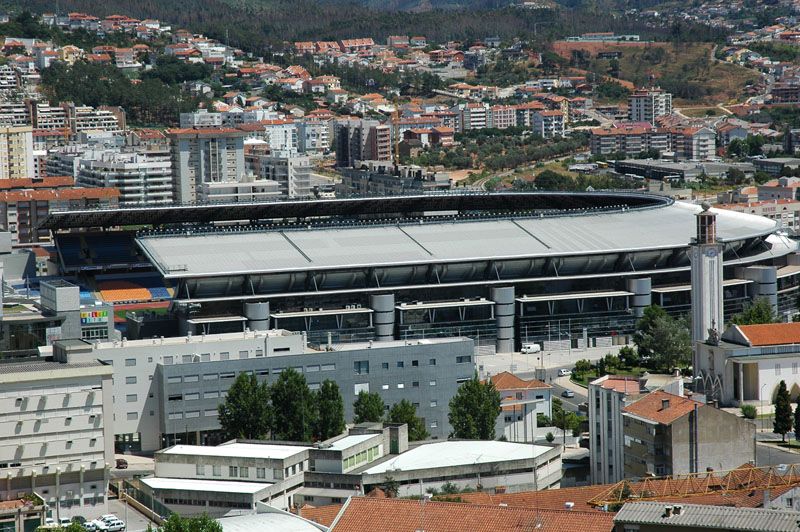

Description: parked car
[557,368,570,377]
[60,518,73,526]
[105,519,125,532]
[45,518,56,526]
[99,514,118,523]
[561,389,575,398]
[115,458,128,469]
[521,343,541,354]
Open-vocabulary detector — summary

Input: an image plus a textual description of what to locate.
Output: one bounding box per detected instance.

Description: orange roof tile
[329,497,614,532]
[594,376,641,394]
[737,322,800,346]
[490,371,551,391]
[623,390,701,425]
[300,503,343,527]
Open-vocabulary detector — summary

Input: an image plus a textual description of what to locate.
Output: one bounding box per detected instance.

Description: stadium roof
[38,191,666,229]
[136,202,777,279]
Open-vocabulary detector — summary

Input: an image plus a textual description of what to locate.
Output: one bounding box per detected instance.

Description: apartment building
[455,103,490,131]
[622,391,754,478]
[68,105,125,134]
[46,332,475,453]
[0,126,34,179]
[589,126,671,157]
[716,199,800,231]
[297,119,332,154]
[532,110,566,139]
[489,105,518,129]
[0,350,113,521]
[247,149,312,198]
[490,372,552,443]
[0,102,30,126]
[167,128,247,203]
[670,127,716,161]
[77,149,173,206]
[628,88,673,124]
[334,119,391,167]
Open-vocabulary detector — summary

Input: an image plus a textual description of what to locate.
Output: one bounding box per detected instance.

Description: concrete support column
[244,302,270,331]
[738,363,744,404]
[370,293,395,342]
[626,277,652,318]
[739,265,778,314]
[491,286,515,354]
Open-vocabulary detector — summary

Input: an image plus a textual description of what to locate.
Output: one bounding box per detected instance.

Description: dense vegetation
[40,61,203,126]
[9,0,727,54]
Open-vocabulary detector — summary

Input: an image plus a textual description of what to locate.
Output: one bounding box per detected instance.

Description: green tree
[634,305,692,371]
[633,305,668,359]
[730,298,777,325]
[148,514,222,532]
[382,475,399,498]
[448,374,502,440]
[271,369,316,441]
[353,391,385,423]
[774,380,793,442]
[217,373,272,440]
[387,399,429,441]
[65,524,85,532]
[314,379,345,441]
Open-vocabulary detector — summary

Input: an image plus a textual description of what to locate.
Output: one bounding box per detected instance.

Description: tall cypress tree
[774,380,793,443]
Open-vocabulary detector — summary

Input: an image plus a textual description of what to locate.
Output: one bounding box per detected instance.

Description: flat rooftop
[362,441,551,475]
[140,477,272,494]
[328,434,379,451]
[137,202,777,278]
[160,443,311,460]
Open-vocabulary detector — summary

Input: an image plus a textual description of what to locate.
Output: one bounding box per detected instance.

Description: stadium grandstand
[40,191,800,351]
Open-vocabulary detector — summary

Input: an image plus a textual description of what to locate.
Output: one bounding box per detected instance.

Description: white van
[521,343,541,354]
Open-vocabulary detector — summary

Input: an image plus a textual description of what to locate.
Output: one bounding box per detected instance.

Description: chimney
[664,505,674,518]
[564,502,574,510]
[673,505,683,516]
[661,399,670,410]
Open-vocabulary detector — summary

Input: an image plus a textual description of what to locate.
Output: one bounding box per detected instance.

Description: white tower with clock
[690,202,724,374]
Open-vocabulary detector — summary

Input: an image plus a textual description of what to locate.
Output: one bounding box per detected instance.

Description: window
[168,394,182,402]
[220,372,235,379]
[412,360,419,367]
[255,349,264,357]
[167,376,182,384]
[456,356,471,364]
[182,355,193,363]
[397,361,404,368]
[239,467,249,478]
[273,468,284,480]
[382,362,389,369]
[185,375,199,383]
[126,412,137,421]
[163,356,173,365]
[185,393,199,401]
[430,400,438,407]
[125,376,137,385]
[515,392,524,400]
[321,364,335,371]
[429,358,436,366]
[354,360,370,375]
[200,353,211,362]
[229,466,238,477]
[205,410,218,417]
[203,373,218,381]
[354,383,370,395]
[306,365,320,372]
[125,394,137,403]
[196,464,205,476]
[776,363,782,376]
[147,357,153,363]
[124,358,136,367]
[430,420,438,428]
[397,383,405,389]
[309,383,320,391]
[412,381,419,388]
[272,368,285,374]
[256,468,266,479]
[382,384,389,390]
[168,413,183,420]
[213,465,221,477]
[429,380,437,386]
[239,350,249,359]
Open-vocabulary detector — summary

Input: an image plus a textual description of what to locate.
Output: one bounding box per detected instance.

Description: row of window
[196,462,302,479]
[354,358,440,375]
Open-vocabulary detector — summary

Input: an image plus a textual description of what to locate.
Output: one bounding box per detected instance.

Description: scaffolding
[587,465,800,507]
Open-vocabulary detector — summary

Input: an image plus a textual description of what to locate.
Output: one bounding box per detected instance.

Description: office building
[0,348,114,521]
[167,128,246,203]
[45,331,475,452]
[247,149,312,198]
[334,119,391,168]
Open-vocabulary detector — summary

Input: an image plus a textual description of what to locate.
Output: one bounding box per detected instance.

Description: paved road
[757,443,800,467]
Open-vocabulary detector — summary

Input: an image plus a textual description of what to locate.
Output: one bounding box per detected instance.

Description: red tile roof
[455,484,610,512]
[593,376,641,394]
[299,503,343,527]
[623,390,701,425]
[491,371,551,391]
[329,497,615,531]
[736,322,800,346]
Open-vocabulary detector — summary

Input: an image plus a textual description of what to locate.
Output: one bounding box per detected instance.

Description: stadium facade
[44,192,800,352]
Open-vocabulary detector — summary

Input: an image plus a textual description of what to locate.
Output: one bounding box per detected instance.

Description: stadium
[41,191,800,352]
